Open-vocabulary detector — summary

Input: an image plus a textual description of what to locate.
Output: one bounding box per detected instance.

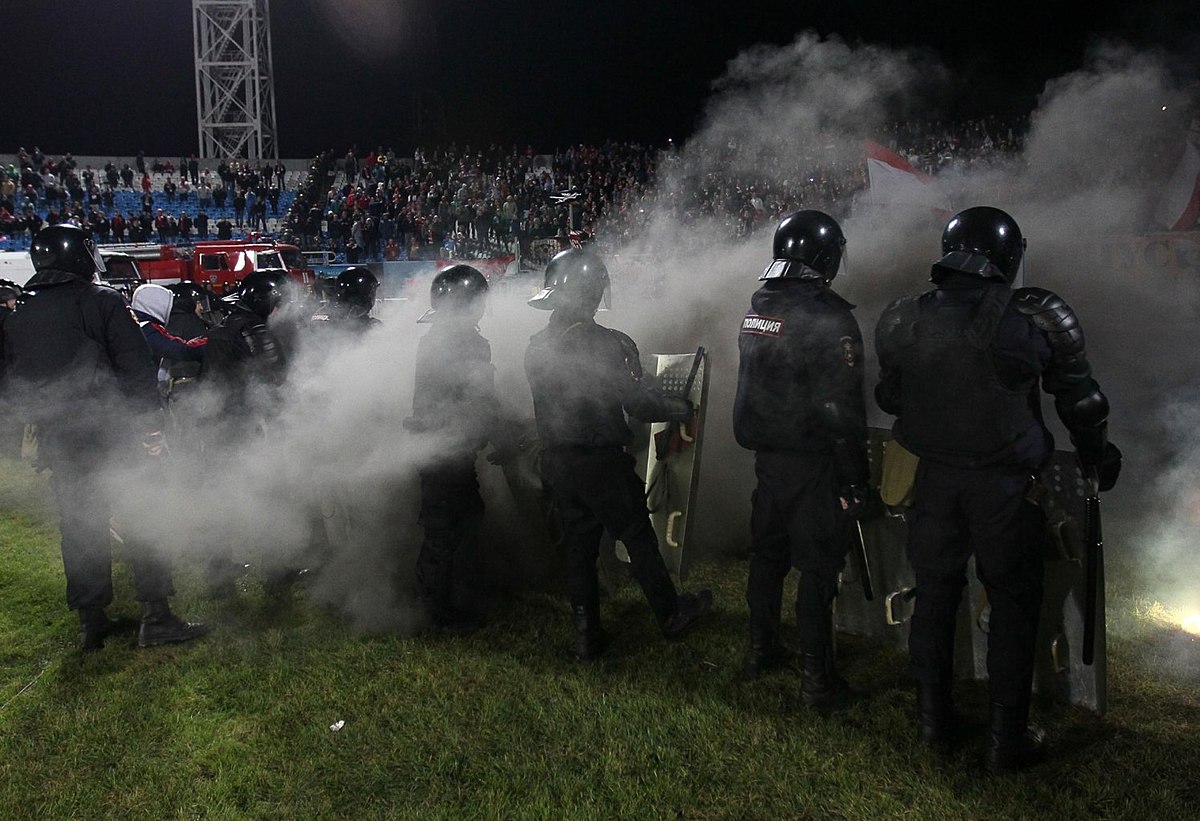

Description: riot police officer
[1,224,206,649]
[733,210,868,710]
[311,267,381,332]
[0,279,24,457]
[198,270,291,595]
[203,269,289,415]
[405,264,497,633]
[874,206,1120,771]
[0,279,20,316]
[525,248,713,661]
[165,282,216,340]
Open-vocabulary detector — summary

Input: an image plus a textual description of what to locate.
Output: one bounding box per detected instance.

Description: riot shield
[835,428,1108,714]
[614,350,710,579]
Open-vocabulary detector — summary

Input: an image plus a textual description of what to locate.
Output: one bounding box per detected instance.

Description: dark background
[3,0,1195,157]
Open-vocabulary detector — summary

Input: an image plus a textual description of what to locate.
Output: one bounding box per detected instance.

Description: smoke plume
[82,32,1200,633]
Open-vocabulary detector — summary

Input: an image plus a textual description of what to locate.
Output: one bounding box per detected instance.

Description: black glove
[1079,441,1122,492]
[839,483,869,520]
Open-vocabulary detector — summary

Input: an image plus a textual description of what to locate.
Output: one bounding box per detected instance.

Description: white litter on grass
[330,719,345,732]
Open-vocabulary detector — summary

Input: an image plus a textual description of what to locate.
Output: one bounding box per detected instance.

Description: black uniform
[407,318,496,627]
[309,303,381,336]
[202,304,287,419]
[1,270,173,610]
[875,273,1109,719]
[525,312,692,630]
[734,279,868,661]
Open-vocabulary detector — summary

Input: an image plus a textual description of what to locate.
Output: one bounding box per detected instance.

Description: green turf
[1,459,1197,819]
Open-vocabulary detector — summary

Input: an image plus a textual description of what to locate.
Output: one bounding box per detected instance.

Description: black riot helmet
[762,210,846,282]
[0,279,21,303]
[419,263,488,323]
[528,248,610,314]
[934,206,1025,285]
[167,282,210,313]
[335,267,379,312]
[237,269,289,319]
[30,223,107,280]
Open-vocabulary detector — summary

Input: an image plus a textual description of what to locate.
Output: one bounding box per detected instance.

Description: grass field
[1,459,1198,820]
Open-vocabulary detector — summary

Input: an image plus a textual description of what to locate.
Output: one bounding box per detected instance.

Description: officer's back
[3,228,156,443]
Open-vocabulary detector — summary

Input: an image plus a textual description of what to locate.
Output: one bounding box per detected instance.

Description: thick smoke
[92,32,1199,632]
[594,34,1199,615]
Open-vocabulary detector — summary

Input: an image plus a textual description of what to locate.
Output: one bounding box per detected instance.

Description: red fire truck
[99,240,314,293]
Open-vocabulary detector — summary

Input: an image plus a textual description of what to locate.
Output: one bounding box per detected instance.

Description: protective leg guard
[137,600,209,648]
[740,624,797,680]
[916,682,958,746]
[800,651,851,713]
[984,703,1046,773]
[572,604,610,662]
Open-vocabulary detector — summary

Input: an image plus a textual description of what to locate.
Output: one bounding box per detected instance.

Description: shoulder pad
[1013,287,1084,354]
[876,294,918,333]
[608,328,643,381]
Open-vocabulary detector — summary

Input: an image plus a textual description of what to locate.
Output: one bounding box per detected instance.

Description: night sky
[4,0,1194,158]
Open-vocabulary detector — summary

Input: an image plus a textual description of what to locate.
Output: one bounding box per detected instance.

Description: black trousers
[542,447,678,623]
[48,454,174,611]
[745,450,847,654]
[415,456,484,611]
[907,460,1043,708]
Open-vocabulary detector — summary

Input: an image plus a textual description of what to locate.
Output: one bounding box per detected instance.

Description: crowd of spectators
[4,116,1025,261]
[1,146,292,249]
[287,116,1024,264]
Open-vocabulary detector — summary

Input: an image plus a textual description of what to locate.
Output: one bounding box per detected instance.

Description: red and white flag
[1154,117,1200,232]
[864,139,946,210]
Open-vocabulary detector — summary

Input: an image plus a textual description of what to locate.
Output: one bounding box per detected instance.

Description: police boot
[137,600,209,648]
[916,682,958,747]
[661,589,713,641]
[740,625,796,680]
[572,605,610,663]
[78,607,118,651]
[800,651,851,713]
[984,703,1046,773]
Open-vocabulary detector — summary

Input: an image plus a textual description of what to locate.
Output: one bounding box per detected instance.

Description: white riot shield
[835,428,1107,714]
[615,350,710,579]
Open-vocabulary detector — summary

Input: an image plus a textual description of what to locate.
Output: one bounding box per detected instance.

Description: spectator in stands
[275,160,286,190]
[195,210,209,240]
[164,177,177,203]
[188,155,199,186]
[111,212,126,242]
[136,151,146,175]
[233,189,246,229]
[179,212,192,244]
[216,217,233,240]
[251,197,268,233]
[141,172,152,196]
[213,182,227,210]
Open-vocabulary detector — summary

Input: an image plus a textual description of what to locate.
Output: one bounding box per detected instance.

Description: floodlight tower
[192,0,279,160]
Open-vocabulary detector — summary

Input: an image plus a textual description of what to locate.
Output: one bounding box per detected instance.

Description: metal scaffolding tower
[192,0,278,160]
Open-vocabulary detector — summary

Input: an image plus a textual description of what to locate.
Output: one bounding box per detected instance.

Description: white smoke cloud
[90,32,1199,633]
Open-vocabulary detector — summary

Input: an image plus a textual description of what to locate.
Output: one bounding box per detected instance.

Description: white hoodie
[131,283,174,325]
